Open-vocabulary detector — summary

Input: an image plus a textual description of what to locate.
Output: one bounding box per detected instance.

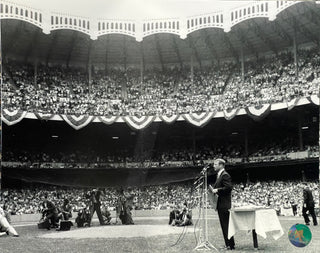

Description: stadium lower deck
[1,211,319,253]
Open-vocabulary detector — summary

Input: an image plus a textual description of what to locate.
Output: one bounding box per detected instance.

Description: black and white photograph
[0,0,319,252]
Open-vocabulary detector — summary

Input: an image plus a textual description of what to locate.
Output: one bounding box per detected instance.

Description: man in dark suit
[302,187,318,226]
[88,189,106,226]
[209,158,235,250]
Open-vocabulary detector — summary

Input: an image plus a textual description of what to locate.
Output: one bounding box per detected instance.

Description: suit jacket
[303,189,315,208]
[213,170,233,210]
[43,200,58,214]
[90,190,102,206]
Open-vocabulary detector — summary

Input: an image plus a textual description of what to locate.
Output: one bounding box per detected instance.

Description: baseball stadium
[0,0,319,252]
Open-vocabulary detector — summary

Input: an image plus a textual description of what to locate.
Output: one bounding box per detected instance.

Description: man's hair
[214,158,226,167]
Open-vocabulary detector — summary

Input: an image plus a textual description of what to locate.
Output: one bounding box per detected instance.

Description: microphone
[200,164,211,175]
[195,181,204,190]
[194,175,204,185]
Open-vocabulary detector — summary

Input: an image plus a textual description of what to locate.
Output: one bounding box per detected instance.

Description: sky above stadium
[12,0,253,19]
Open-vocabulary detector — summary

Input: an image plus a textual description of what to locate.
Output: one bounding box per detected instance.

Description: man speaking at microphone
[209,158,235,250]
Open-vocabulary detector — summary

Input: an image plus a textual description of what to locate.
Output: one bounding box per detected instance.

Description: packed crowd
[2,144,318,168]
[0,184,196,215]
[2,48,319,116]
[2,63,230,116]
[224,48,320,108]
[1,180,317,216]
[232,180,319,215]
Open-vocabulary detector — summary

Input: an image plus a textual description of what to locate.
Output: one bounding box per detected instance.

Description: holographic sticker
[288,224,312,248]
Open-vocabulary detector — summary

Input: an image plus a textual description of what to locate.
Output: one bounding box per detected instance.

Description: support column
[244,127,248,159]
[88,61,92,92]
[104,37,109,76]
[301,170,306,182]
[140,57,144,84]
[246,172,250,185]
[105,39,108,76]
[298,112,303,151]
[123,55,127,72]
[241,46,245,84]
[141,130,144,160]
[121,74,127,100]
[190,54,194,84]
[192,128,196,155]
[87,40,94,93]
[293,27,298,78]
[34,61,38,87]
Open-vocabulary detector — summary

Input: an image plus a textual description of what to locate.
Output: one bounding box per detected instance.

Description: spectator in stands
[1,180,318,216]
[2,47,319,117]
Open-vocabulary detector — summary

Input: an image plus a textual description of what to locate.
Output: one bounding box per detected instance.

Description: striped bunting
[223,108,239,121]
[98,115,119,125]
[182,111,214,127]
[123,115,156,130]
[2,109,27,126]
[60,115,94,130]
[286,97,300,110]
[159,114,180,124]
[245,104,271,121]
[34,112,55,121]
[308,95,319,106]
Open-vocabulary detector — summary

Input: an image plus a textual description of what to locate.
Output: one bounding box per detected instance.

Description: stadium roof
[6,0,251,19]
[1,1,320,67]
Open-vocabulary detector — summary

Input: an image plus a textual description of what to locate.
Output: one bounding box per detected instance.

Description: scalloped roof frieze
[0,0,314,41]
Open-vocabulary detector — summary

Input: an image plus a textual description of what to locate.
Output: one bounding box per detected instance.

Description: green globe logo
[288,224,312,247]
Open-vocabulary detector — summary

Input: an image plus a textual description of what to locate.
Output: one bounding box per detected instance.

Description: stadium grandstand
[0,0,319,252]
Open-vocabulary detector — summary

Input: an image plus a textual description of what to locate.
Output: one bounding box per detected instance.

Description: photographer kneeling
[169,203,192,226]
[39,193,58,230]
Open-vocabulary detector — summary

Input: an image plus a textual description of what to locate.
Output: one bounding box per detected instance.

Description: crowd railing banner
[2,96,318,130]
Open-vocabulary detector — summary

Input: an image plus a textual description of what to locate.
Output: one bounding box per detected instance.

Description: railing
[186,12,224,34]
[275,0,301,16]
[0,0,309,40]
[2,150,318,169]
[97,19,136,38]
[143,18,180,38]
[50,12,90,36]
[230,2,269,27]
[0,1,42,28]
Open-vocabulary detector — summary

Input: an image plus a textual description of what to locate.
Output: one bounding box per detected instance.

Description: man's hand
[209,185,218,194]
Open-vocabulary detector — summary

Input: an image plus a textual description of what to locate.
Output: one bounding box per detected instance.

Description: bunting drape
[1,97,317,130]
[2,109,27,126]
[245,104,271,121]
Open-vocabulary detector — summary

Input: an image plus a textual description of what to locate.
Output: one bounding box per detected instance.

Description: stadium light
[232,132,238,135]
[301,126,309,130]
[51,135,59,138]
[112,136,119,139]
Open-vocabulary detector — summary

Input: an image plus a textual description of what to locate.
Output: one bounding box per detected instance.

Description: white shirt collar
[217,168,225,179]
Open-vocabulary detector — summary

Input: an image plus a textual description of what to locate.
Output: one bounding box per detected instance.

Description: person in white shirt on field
[0,206,19,237]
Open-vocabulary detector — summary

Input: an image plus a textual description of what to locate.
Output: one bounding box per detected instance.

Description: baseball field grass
[0,213,319,253]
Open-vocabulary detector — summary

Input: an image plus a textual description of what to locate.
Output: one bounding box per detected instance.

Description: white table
[228,207,284,249]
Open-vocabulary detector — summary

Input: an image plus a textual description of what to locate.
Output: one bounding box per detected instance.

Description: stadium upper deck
[1,1,320,66]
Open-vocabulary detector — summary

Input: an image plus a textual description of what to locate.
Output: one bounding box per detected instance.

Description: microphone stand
[194,165,219,251]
